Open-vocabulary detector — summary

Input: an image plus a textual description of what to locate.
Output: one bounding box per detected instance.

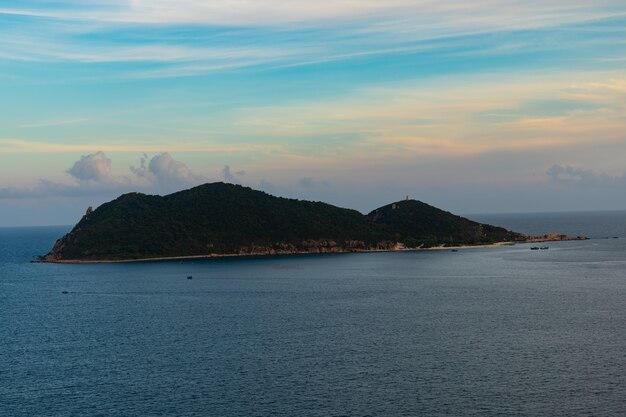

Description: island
[38,182,583,263]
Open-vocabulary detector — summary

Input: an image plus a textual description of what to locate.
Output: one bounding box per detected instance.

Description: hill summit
[41,182,526,262]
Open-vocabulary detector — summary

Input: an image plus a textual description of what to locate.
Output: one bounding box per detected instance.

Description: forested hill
[368,200,520,247]
[40,182,526,261]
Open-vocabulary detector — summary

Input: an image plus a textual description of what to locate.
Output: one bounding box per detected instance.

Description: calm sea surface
[1,212,625,416]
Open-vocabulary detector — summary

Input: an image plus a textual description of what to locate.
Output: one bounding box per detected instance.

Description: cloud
[547,164,626,186]
[1,151,209,200]
[0,185,49,199]
[1,1,624,79]
[2,1,621,28]
[19,118,89,128]
[130,152,206,188]
[547,164,590,182]
[0,177,127,200]
[67,151,127,184]
[222,165,245,183]
[1,151,133,200]
[297,177,329,189]
[233,72,626,161]
[0,138,281,154]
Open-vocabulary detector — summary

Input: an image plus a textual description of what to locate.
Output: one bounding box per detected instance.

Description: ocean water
[471,210,626,239]
[1,213,625,416]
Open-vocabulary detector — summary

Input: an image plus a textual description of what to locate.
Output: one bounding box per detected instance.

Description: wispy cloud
[0,139,285,155]
[3,70,624,174]
[19,118,89,128]
[0,179,126,200]
[0,35,297,65]
[232,71,626,158]
[2,1,623,27]
[1,1,624,78]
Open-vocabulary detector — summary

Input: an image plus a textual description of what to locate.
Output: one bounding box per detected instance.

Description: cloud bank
[0,151,208,199]
[547,164,626,186]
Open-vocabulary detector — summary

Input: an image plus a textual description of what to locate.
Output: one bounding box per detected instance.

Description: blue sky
[1,1,625,226]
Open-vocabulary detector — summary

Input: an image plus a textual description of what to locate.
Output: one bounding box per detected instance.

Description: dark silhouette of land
[40,182,531,262]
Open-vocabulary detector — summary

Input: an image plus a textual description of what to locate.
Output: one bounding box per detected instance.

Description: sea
[1,211,625,416]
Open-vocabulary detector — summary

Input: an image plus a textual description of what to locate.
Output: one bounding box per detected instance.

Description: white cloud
[2,1,622,27]
[130,152,206,188]
[67,151,128,185]
[0,35,295,66]
[1,1,623,78]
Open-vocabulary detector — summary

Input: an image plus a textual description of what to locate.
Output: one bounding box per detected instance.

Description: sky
[1,1,625,226]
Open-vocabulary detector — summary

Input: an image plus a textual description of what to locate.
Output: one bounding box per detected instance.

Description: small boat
[187,275,193,280]
[530,247,539,250]
[62,290,68,294]
[540,246,549,250]
[450,249,458,252]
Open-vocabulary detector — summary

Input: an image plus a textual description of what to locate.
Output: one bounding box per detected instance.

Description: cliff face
[42,207,94,262]
[40,182,526,262]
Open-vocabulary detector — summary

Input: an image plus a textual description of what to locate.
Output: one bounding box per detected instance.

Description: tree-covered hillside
[41,182,526,261]
[368,200,522,247]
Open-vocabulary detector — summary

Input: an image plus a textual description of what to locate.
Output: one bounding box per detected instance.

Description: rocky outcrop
[39,207,93,262]
[526,233,588,242]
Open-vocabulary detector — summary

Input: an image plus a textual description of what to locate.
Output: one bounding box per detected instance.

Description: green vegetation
[42,182,526,261]
[369,201,522,248]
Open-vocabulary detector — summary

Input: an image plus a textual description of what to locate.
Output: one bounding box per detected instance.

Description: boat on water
[540,246,549,250]
[530,247,539,250]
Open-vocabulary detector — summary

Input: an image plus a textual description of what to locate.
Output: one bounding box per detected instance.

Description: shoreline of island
[36,236,588,264]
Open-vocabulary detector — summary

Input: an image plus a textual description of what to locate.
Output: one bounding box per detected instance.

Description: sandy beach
[40,241,521,264]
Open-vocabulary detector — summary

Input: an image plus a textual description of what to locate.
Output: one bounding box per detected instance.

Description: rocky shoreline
[35,234,587,264]
[524,232,588,243]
